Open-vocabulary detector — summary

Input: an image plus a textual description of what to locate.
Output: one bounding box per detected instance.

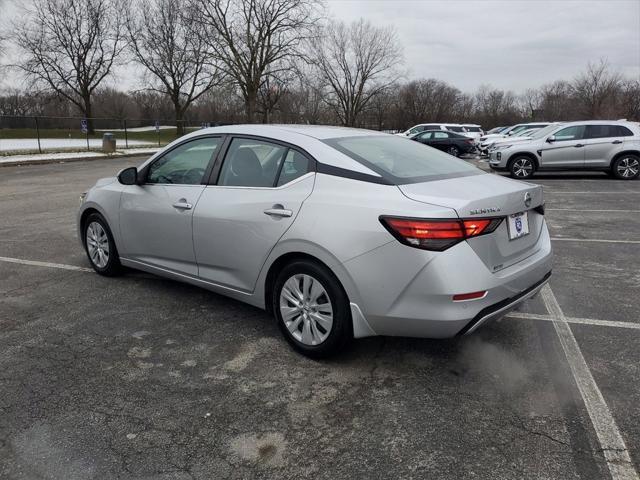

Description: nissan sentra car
[78,125,552,357]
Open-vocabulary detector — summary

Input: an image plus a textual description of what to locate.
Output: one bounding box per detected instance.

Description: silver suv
[489,120,640,179]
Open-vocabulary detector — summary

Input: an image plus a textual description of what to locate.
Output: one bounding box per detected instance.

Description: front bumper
[489,150,509,169]
[343,221,553,338]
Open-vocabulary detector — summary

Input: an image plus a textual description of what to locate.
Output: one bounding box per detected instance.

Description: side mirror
[117,166,138,185]
[546,135,556,143]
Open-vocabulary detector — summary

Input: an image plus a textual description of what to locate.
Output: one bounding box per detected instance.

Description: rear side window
[324,135,481,184]
[433,131,449,139]
[218,138,287,187]
[464,126,482,132]
[447,126,464,132]
[614,126,634,137]
[585,125,615,139]
[276,150,312,186]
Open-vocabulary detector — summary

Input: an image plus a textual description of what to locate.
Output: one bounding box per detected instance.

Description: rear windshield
[323,135,483,184]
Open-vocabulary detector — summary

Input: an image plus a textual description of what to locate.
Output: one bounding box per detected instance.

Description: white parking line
[0,256,92,272]
[547,208,640,213]
[508,311,640,330]
[551,238,640,244]
[540,285,638,480]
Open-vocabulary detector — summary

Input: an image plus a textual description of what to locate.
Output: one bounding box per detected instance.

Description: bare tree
[313,19,403,127]
[191,0,321,123]
[14,0,126,133]
[520,88,542,119]
[572,59,622,118]
[126,0,219,135]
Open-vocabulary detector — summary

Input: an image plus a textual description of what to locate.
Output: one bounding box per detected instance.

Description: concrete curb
[0,151,156,168]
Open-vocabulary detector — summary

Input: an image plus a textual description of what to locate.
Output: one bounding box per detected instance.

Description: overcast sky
[1,0,639,93]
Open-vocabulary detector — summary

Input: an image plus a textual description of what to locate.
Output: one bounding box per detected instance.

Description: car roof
[196,124,379,140]
[558,120,639,127]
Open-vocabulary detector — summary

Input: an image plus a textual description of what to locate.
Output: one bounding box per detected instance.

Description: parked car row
[397,123,484,141]
[488,120,640,179]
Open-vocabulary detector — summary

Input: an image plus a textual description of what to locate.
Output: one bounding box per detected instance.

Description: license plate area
[507,211,529,240]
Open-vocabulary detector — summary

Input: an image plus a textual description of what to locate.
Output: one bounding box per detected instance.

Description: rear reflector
[453,291,487,301]
[380,216,502,251]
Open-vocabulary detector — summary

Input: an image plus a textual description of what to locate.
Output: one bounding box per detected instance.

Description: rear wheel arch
[610,150,640,167]
[264,252,345,314]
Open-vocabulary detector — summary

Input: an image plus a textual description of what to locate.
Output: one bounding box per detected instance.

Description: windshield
[529,124,561,140]
[324,135,482,184]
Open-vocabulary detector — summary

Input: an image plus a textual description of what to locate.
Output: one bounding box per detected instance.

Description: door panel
[539,125,585,168]
[193,175,315,291]
[583,125,624,167]
[120,185,204,274]
[118,136,222,275]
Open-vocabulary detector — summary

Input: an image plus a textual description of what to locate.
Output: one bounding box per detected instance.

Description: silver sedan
[78,125,552,357]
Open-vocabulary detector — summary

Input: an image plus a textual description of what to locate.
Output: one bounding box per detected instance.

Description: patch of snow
[0,147,160,164]
[0,138,153,152]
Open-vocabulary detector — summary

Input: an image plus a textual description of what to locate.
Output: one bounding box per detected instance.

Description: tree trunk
[245,88,258,123]
[175,102,185,137]
[83,94,95,134]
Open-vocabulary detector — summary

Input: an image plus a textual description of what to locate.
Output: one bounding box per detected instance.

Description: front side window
[324,135,481,184]
[147,137,221,184]
[218,138,287,187]
[554,126,584,141]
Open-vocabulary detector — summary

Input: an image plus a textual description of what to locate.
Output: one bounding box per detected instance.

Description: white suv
[397,123,474,137]
[488,121,640,180]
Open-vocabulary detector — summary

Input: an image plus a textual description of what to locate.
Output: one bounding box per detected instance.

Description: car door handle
[264,208,293,218]
[574,144,584,148]
[612,140,623,144]
[172,201,193,210]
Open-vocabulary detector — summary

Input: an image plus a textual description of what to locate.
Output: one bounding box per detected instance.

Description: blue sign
[80,119,88,133]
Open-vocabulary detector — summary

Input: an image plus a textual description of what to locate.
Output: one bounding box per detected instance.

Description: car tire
[447,146,460,157]
[83,212,123,276]
[611,154,640,180]
[509,156,536,179]
[272,259,352,358]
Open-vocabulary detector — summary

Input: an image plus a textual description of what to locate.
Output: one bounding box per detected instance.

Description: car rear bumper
[343,221,553,338]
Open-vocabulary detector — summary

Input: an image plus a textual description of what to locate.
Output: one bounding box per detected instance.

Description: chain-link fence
[0,115,229,155]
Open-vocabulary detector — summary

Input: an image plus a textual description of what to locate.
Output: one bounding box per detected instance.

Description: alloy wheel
[617,157,639,178]
[447,147,459,157]
[513,158,533,177]
[279,273,333,346]
[86,221,110,268]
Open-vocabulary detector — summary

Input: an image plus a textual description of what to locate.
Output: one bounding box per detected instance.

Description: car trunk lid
[398,174,545,271]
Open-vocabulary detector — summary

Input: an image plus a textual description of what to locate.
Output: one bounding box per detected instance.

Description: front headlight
[79,192,87,205]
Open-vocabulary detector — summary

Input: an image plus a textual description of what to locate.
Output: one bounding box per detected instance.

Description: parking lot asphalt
[1,157,638,480]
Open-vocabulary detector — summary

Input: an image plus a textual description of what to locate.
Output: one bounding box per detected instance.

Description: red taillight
[380,216,502,251]
[453,291,487,301]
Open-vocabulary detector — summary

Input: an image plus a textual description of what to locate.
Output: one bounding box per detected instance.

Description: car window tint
[218,138,287,187]
[585,125,613,139]
[433,131,449,139]
[276,150,312,186]
[147,137,220,184]
[615,126,634,137]
[554,126,583,141]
